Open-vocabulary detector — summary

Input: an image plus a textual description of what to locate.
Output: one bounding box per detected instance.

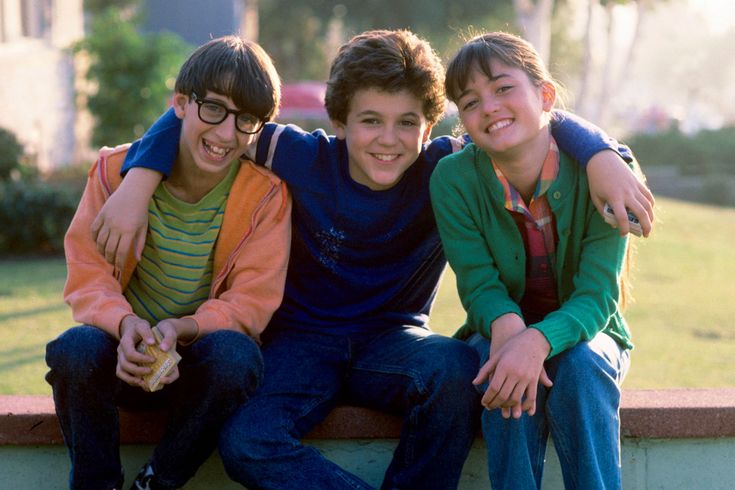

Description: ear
[172,93,189,119]
[331,120,346,140]
[540,81,556,112]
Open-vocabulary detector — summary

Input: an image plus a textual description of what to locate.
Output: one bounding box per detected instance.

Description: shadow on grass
[0,303,67,323]
[0,343,48,372]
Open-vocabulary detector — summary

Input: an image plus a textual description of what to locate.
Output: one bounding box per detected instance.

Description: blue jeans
[45,325,263,490]
[468,332,630,490]
[218,326,481,490]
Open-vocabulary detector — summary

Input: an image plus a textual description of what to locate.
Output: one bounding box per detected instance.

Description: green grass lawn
[1,197,733,394]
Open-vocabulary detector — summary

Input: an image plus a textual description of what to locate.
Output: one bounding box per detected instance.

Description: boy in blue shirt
[93,30,653,489]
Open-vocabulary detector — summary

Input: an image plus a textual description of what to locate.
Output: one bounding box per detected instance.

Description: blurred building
[0,0,84,171]
[141,0,252,46]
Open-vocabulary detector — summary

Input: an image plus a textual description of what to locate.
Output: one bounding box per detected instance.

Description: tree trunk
[512,0,555,65]
[576,0,596,118]
[240,0,259,42]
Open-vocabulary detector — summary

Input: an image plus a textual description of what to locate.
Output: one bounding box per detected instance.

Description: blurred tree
[576,0,660,125]
[83,0,139,15]
[257,0,515,81]
[0,127,26,182]
[73,8,190,148]
[512,0,555,63]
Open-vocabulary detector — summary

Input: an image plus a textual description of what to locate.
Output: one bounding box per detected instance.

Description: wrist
[173,317,198,344]
[526,327,552,358]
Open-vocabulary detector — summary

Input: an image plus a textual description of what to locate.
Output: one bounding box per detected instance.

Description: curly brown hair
[325,30,446,125]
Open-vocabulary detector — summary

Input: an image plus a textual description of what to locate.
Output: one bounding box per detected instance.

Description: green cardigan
[430,143,632,358]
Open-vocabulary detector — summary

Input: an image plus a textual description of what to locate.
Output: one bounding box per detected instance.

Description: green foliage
[74,8,190,148]
[258,0,514,81]
[627,126,735,176]
[0,180,82,254]
[83,0,139,16]
[0,127,25,182]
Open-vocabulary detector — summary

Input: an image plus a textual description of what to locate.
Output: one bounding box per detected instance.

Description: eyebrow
[355,109,421,119]
[458,72,510,99]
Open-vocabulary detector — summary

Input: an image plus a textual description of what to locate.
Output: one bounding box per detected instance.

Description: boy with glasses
[45,36,291,490]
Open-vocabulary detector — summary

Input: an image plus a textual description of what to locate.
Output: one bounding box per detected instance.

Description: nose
[481,95,499,115]
[377,124,399,146]
[214,113,238,140]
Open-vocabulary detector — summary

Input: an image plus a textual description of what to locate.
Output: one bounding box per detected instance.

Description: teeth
[488,119,512,132]
[203,140,230,159]
[373,154,398,162]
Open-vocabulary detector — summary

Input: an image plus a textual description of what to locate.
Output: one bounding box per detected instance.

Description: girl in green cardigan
[430,32,636,490]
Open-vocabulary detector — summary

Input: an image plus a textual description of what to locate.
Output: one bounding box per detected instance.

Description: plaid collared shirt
[492,137,561,323]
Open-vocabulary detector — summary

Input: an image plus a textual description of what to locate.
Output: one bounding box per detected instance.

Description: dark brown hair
[175,35,281,122]
[325,29,445,125]
[445,32,555,105]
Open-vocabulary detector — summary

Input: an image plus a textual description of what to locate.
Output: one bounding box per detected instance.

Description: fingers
[473,355,497,385]
[155,321,179,352]
[608,201,631,236]
[539,368,553,388]
[95,225,110,260]
[157,365,180,386]
[134,228,147,262]
[99,225,122,267]
[91,213,103,242]
[115,233,134,272]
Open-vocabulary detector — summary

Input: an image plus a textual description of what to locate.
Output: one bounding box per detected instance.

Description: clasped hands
[116,315,191,391]
[473,315,552,419]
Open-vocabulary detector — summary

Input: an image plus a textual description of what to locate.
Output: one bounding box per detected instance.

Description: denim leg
[346,327,481,490]
[467,333,547,490]
[218,329,373,490]
[45,325,123,490]
[150,330,263,488]
[544,332,630,490]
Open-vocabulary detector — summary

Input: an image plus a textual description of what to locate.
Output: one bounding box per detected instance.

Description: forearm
[550,110,633,165]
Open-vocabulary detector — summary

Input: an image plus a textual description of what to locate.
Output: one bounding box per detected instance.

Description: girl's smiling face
[455,59,555,160]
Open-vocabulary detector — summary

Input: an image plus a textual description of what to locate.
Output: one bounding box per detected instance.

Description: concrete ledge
[2,389,734,446]
[621,388,735,439]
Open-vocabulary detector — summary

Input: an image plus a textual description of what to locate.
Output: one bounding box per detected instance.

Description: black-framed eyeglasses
[191,92,264,134]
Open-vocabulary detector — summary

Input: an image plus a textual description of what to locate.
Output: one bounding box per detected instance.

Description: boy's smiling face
[174,91,257,180]
[332,88,432,191]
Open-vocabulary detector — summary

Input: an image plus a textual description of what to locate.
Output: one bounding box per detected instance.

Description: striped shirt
[124,162,239,323]
[493,137,560,323]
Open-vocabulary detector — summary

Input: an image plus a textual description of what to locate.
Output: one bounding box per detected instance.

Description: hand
[145,318,198,388]
[155,317,198,351]
[116,315,155,389]
[91,168,161,269]
[476,328,552,419]
[586,150,655,237]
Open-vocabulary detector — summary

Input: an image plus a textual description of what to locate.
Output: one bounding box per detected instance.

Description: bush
[627,126,735,176]
[0,180,82,254]
[74,7,190,147]
[0,127,25,182]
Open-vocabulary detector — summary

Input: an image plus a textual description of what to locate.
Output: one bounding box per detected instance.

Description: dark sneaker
[129,463,155,490]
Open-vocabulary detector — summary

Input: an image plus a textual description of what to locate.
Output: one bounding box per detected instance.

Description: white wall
[0,0,84,171]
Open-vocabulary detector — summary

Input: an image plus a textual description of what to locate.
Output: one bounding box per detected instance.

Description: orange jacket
[63,144,291,342]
